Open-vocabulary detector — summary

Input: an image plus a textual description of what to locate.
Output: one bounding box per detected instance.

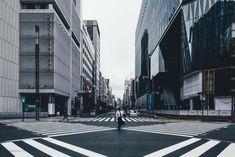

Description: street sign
[22,96,25,103]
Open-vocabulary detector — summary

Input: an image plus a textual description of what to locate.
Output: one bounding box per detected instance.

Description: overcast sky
[82,0,142,99]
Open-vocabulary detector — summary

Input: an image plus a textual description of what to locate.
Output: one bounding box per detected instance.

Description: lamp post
[35,26,40,120]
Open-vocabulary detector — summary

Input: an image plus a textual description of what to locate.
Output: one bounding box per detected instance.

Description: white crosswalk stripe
[68,117,165,123]
[144,138,200,157]
[217,143,235,157]
[105,118,110,121]
[2,142,34,157]
[23,139,70,157]
[124,121,230,137]
[110,117,115,122]
[44,138,107,157]
[1,138,107,157]
[180,140,220,157]
[144,138,235,157]
[1,136,235,157]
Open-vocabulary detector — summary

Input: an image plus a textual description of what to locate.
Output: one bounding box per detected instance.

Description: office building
[80,22,95,112]
[0,0,20,116]
[135,0,235,111]
[19,0,82,115]
[84,20,101,106]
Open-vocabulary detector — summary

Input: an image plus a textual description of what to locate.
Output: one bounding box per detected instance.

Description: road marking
[180,140,220,157]
[23,139,70,157]
[125,118,132,122]
[104,118,110,122]
[217,143,235,157]
[110,118,115,122]
[129,118,137,122]
[122,118,126,122]
[1,142,34,157]
[99,118,106,122]
[44,138,107,157]
[124,128,193,138]
[92,118,102,122]
[133,118,143,122]
[48,128,116,137]
[144,138,200,157]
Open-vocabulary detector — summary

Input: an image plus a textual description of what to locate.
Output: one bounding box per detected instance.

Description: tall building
[84,20,101,106]
[80,22,95,112]
[0,0,20,116]
[19,0,82,115]
[135,0,235,111]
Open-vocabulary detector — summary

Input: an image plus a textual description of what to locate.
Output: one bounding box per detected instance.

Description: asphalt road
[0,112,235,157]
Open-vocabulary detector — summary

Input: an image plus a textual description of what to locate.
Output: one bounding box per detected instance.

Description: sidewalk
[0,116,79,124]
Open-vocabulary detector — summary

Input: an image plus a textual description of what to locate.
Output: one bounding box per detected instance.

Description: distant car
[130,110,137,117]
[90,110,96,117]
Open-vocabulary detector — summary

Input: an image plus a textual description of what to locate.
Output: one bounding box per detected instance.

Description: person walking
[63,110,69,121]
[116,107,124,131]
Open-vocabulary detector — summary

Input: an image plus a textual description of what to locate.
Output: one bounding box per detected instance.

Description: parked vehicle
[130,110,138,117]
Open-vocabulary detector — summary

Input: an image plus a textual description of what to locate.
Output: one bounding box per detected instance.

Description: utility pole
[35,26,40,120]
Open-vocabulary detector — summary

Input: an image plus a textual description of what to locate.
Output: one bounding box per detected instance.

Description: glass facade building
[135,0,235,110]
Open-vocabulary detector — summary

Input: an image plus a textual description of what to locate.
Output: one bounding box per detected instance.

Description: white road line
[104,118,110,122]
[44,138,107,157]
[129,118,137,122]
[124,128,193,138]
[1,142,34,157]
[99,118,106,122]
[180,140,220,157]
[217,143,235,157]
[48,128,116,137]
[144,138,200,157]
[125,118,132,122]
[122,118,126,122]
[23,139,70,157]
[110,118,115,122]
[93,118,102,122]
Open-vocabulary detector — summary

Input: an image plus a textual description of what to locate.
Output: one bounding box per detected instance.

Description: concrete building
[19,0,82,115]
[135,0,235,111]
[80,21,95,112]
[84,20,100,106]
[0,0,20,116]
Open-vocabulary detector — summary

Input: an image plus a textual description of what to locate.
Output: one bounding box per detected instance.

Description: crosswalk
[8,122,115,137]
[1,137,107,157]
[69,117,168,123]
[144,138,235,157]
[1,136,235,157]
[124,121,230,137]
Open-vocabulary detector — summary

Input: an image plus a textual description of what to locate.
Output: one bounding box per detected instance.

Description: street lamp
[35,26,40,120]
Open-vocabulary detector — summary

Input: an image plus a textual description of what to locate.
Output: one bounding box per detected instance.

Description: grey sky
[82,0,142,99]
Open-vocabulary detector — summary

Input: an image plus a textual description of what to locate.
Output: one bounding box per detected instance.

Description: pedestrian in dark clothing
[116,107,124,131]
[63,110,69,121]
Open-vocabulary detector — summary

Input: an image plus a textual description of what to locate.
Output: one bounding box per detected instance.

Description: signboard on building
[183,72,203,99]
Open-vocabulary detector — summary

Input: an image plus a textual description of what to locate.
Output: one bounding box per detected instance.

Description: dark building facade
[135,0,235,111]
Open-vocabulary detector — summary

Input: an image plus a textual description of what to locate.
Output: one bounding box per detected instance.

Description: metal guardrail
[0,112,48,119]
[153,110,231,117]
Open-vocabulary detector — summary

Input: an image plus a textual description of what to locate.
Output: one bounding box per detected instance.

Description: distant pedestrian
[74,108,77,118]
[116,107,124,131]
[63,110,69,121]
